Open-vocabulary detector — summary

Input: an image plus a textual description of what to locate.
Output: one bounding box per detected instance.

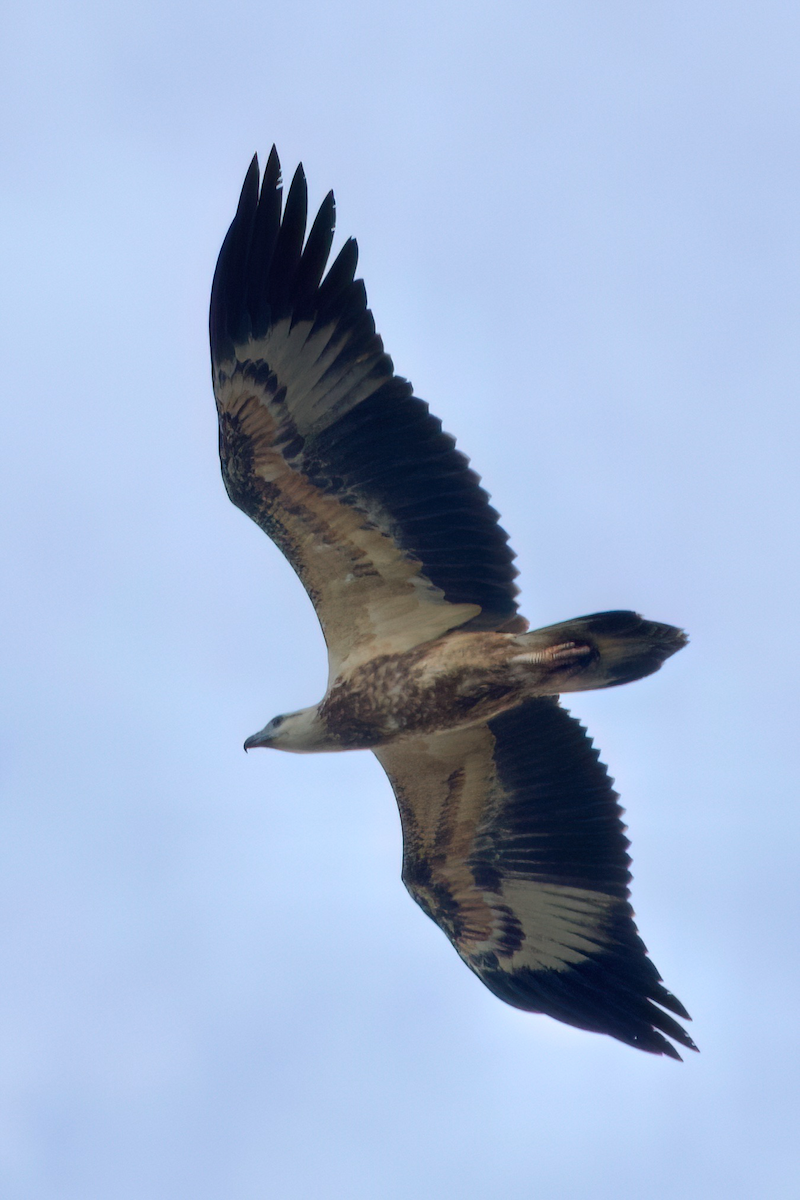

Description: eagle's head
[243,706,327,753]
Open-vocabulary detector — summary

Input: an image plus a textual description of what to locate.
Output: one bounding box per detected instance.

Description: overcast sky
[2,2,799,1197]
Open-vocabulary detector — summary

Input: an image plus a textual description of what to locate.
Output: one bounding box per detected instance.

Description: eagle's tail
[511,610,688,692]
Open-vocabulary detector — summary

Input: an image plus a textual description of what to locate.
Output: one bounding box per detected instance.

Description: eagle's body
[210,149,695,1060]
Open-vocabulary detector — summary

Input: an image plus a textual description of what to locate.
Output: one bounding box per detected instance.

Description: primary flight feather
[210,148,695,1060]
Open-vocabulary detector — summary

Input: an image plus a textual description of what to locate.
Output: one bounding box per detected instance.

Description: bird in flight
[209,148,695,1060]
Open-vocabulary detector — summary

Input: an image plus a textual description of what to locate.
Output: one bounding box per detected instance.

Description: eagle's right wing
[375,697,696,1059]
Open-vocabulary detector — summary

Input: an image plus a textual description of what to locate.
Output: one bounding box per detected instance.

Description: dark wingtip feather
[268,163,308,316]
[315,237,359,317]
[213,148,353,351]
[209,154,260,362]
[245,149,284,337]
[294,189,336,314]
[655,986,692,1021]
[263,144,282,192]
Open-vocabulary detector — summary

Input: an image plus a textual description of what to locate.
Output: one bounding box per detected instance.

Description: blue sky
[2,2,799,1197]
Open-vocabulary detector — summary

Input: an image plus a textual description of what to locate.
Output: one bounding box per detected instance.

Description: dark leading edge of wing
[210,148,522,630]
[478,700,696,1058]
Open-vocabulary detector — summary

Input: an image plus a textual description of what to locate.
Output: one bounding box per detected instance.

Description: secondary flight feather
[210,148,695,1060]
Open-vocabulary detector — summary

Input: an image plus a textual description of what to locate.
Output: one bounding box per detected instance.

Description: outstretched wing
[210,150,524,679]
[375,698,696,1059]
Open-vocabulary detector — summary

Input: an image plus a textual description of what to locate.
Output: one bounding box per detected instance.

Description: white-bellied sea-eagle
[209,149,695,1060]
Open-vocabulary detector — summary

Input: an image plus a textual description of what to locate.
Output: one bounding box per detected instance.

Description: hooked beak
[243,728,271,752]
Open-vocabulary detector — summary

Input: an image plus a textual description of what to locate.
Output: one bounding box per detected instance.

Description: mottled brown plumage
[210,149,694,1058]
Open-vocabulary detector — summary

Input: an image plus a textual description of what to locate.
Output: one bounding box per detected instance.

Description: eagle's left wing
[210,150,524,681]
[375,698,696,1059]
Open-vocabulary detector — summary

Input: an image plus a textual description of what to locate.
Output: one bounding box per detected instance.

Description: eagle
[209,148,695,1060]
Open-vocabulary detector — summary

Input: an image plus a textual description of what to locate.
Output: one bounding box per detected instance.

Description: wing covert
[375,698,696,1059]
